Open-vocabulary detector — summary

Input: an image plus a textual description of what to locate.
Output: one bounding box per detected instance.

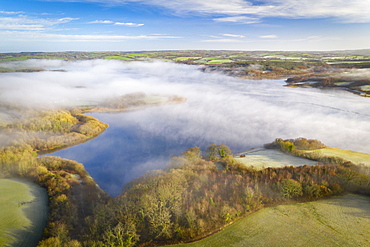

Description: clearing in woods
[234,147,318,169]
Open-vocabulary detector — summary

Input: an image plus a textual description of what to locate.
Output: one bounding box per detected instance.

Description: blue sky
[1,0,370,52]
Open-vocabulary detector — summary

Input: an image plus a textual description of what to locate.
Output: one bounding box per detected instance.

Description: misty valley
[1,53,370,246]
[44,74,370,196]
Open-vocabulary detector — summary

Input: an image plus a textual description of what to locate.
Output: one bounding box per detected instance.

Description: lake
[44,62,370,196]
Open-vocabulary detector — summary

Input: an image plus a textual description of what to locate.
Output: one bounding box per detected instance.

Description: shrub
[279,179,303,199]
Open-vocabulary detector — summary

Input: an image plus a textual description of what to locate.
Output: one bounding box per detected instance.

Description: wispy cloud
[59,0,370,23]
[115,22,144,27]
[89,20,114,24]
[201,33,246,42]
[0,30,179,42]
[0,18,44,31]
[222,33,245,38]
[199,32,248,43]
[201,38,243,43]
[213,16,260,24]
[0,16,78,31]
[260,35,277,39]
[0,10,24,15]
[88,20,144,26]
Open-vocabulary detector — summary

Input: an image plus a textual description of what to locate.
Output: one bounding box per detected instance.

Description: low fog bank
[107,80,370,154]
[3,59,370,195]
[0,59,69,70]
[1,59,368,148]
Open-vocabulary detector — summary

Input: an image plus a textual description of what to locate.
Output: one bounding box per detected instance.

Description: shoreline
[35,95,186,156]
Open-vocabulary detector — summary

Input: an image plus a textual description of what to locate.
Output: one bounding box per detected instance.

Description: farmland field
[0,179,48,247]
[175,194,370,247]
[205,59,234,64]
[173,57,202,61]
[360,85,370,91]
[234,147,318,169]
[104,56,134,60]
[304,147,370,166]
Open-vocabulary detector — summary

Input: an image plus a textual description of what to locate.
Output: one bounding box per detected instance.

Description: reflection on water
[45,73,370,196]
[47,108,212,196]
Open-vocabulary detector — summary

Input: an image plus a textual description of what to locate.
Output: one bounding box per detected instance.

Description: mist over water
[2,60,370,196]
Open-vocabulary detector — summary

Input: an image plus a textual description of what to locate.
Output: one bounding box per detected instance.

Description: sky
[1,0,370,52]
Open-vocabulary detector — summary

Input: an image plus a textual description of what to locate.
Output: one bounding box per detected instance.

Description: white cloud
[201,38,243,43]
[260,35,277,39]
[88,20,144,26]
[0,30,179,42]
[89,20,114,24]
[271,0,370,23]
[213,16,261,24]
[59,0,370,23]
[0,19,44,31]
[57,17,78,23]
[114,22,144,27]
[0,15,78,31]
[201,33,246,42]
[222,33,245,38]
[0,11,24,15]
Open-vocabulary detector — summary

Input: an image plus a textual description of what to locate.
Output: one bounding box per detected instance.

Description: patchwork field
[360,85,370,91]
[176,194,370,247]
[305,147,370,166]
[0,179,48,247]
[234,147,318,169]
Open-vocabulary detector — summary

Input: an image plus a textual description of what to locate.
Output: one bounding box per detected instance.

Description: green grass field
[305,147,370,166]
[205,59,234,65]
[173,57,202,61]
[0,56,30,62]
[0,179,48,247]
[175,194,370,247]
[360,85,370,91]
[104,56,134,60]
[234,147,318,169]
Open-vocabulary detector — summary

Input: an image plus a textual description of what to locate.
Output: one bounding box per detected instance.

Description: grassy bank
[175,194,370,247]
[0,179,48,247]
